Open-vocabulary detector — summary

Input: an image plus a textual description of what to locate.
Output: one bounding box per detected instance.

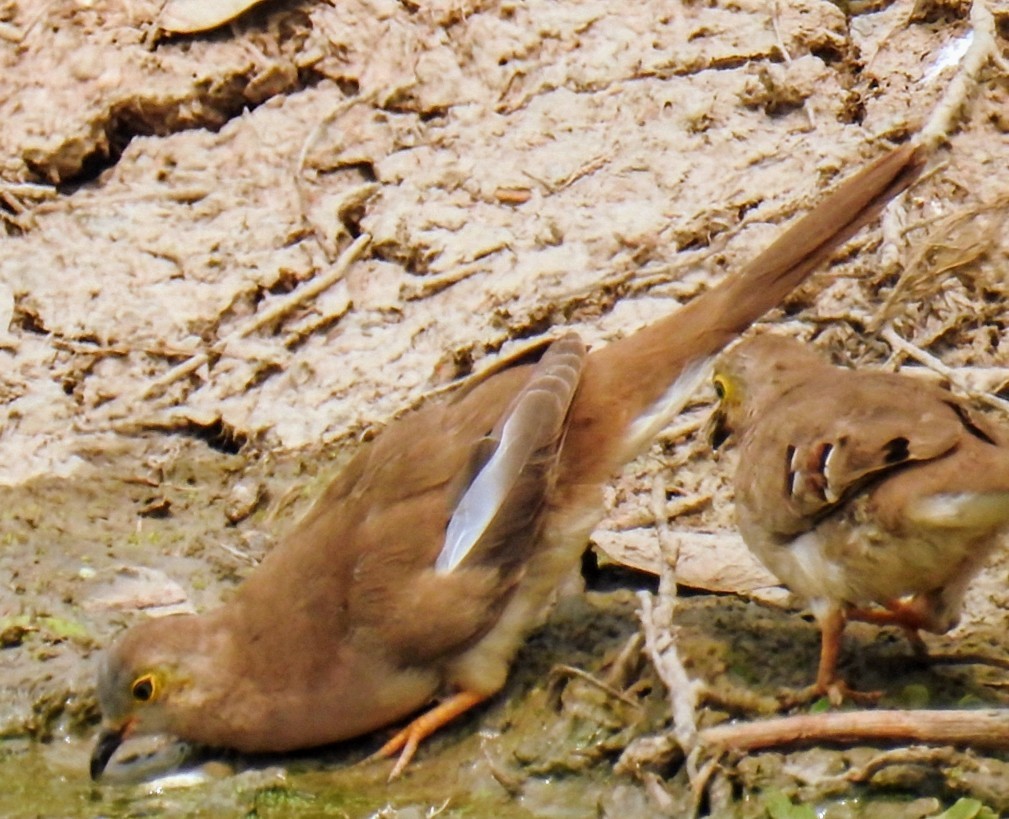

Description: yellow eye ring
[131,674,158,703]
[713,375,728,400]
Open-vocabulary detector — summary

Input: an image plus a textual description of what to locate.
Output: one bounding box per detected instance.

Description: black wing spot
[947,401,998,445]
[785,444,797,496]
[884,436,910,464]
[817,442,834,474]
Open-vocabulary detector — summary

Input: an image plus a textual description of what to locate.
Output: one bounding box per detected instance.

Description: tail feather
[565,142,926,483]
[907,491,1009,531]
[717,141,927,331]
[436,334,585,574]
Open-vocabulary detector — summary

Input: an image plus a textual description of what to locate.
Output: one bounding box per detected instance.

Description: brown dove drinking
[710,333,1009,703]
[90,143,924,780]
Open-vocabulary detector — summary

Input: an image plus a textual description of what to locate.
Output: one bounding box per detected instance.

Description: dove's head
[90,613,225,780]
[709,333,823,449]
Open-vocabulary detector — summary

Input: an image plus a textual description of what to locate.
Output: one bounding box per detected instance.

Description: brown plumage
[711,333,1009,702]
[91,143,924,781]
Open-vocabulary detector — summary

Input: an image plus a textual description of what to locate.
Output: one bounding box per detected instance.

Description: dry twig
[841,746,964,784]
[920,0,1006,147]
[639,474,702,751]
[881,324,1009,416]
[699,708,1009,753]
[874,195,1009,329]
[769,0,817,130]
[294,92,381,259]
[401,260,487,301]
[109,234,372,409]
[636,472,710,815]
[548,664,643,710]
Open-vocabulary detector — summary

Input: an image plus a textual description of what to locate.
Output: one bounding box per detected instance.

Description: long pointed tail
[564,142,927,484]
[714,142,926,330]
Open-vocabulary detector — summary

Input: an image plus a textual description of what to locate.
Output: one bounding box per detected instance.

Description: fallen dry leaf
[160,0,272,34]
[592,528,781,597]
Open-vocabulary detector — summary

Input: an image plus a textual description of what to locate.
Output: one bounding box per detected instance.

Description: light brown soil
[2,0,1009,816]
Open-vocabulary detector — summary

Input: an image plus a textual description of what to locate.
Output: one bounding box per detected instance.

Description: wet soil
[5,437,1009,816]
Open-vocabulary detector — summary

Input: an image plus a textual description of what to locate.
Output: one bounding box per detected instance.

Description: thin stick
[770,0,816,129]
[636,474,704,780]
[881,324,1009,416]
[549,664,643,710]
[293,90,391,259]
[842,746,961,783]
[137,234,371,401]
[699,708,1009,753]
[401,260,489,301]
[0,181,55,199]
[920,0,1003,147]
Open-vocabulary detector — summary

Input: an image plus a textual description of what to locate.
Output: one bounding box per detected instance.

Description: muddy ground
[2,0,1009,816]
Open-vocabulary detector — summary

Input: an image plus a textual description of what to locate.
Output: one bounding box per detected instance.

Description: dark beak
[707,407,730,451]
[90,724,127,781]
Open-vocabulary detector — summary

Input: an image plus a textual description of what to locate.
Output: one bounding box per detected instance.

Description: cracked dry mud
[2,0,1009,816]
